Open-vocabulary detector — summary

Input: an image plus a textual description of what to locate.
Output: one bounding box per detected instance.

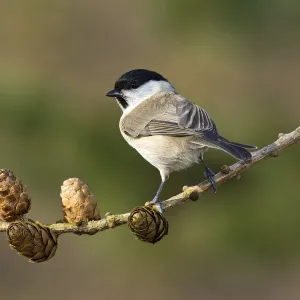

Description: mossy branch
[0,126,299,237]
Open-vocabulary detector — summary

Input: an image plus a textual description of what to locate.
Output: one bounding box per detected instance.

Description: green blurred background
[0,1,299,299]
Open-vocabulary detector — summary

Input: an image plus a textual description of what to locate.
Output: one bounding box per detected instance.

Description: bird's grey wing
[175,94,216,133]
[141,120,195,136]
[140,94,217,137]
[120,92,175,138]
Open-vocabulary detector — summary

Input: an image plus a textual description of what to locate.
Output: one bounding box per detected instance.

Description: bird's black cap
[114,69,167,92]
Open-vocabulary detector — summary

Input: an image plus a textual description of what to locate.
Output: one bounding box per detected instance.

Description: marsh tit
[106,69,256,212]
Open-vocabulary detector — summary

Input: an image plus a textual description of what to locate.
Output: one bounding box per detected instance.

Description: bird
[106,69,257,213]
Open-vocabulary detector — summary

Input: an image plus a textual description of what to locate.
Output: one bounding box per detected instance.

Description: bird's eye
[131,82,138,89]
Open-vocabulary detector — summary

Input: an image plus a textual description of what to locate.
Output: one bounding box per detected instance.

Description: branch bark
[0,126,299,235]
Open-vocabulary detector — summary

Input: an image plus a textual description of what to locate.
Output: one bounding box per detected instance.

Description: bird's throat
[116,96,128,109]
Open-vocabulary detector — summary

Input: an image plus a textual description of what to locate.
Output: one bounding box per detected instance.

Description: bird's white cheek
[122,90,140,107]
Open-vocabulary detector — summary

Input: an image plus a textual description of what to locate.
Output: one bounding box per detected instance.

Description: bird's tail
[212,136,257,162]
[218,136,258,150]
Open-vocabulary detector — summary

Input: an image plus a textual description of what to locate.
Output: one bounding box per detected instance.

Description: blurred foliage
[156,0,300,34]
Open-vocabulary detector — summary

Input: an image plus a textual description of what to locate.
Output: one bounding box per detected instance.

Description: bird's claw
[204,167,217,193]
[150,198,164,214]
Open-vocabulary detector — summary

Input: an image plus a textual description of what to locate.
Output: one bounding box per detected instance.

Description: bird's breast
[120,130,205,175]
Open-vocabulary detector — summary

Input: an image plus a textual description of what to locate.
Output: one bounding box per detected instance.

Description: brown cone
[128,206,168,244]
[61,178,101,224]
[0,169,31,221]
[7,220,58,263]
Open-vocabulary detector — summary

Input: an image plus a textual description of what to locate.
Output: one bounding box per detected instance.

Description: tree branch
[0,126,299,235]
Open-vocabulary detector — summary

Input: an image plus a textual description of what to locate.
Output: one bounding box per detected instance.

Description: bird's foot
[150,197,164,214]
[204,167,217,193]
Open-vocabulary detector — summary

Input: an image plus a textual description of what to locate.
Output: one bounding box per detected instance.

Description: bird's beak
[106,89,121,97]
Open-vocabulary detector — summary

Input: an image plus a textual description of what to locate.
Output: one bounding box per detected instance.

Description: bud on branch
[61,178,101,224]
[128,206,168,244]
[7,220,57,263]
[0,169,31,222]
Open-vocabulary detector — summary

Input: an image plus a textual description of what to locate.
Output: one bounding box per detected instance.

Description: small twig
[0,126,299,235]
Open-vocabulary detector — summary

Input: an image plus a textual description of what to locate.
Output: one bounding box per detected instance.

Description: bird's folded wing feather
[120,92,217,138]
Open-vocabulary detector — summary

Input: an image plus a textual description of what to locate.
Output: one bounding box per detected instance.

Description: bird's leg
[150,181,165,214]
[199,157,217,192]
